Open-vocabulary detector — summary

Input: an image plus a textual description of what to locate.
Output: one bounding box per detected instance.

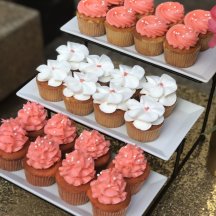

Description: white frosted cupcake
[140,74,177,117]
[36,60,71,101]
[79,54,114,86]
[124,95,165,142]
[110,64,146,99]
[63,72,97,116]
[56,42,89,72]
[93,84,134,128]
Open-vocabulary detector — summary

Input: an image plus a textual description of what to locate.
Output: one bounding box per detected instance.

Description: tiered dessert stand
[1,17,216,216]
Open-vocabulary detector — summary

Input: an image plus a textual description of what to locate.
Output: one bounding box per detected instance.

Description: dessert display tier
[60,17,216,83]
[0,169,167,216]
[16,78,204,161]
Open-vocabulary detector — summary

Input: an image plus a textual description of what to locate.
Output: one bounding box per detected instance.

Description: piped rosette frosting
[93,84,134,114]
[136,15,168,38]
[155,2,184,25]
[0,118,28,153]
[36,60,71,87]
[124,96,165,131]
[63,72,97,101]
[17,101,47,132]
[90,168,127,204]
[184,10,211,34]
[124,0,154,16]
[26,136,61,169]
[140,74,177,107]
[77,0,108,18]
[56,42,89,70]
[113,144,147,178]
[106,6,136,28]
[59,150,95,186]
[44,114,76,145]
[166,24,199,50]
[75,130,110,159]
[107,0,124,6]
[79,55,114,84]
[110,64,146,91]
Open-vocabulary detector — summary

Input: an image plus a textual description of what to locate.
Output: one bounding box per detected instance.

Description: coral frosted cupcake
[134,15,168,56]
[87,168,131,216]
[79,54,114,86]
[155,2,184,27]
[93,84,134,128]
[77,0,108,36]
[24,136,61,186]
[140,74,177,117]
[56,150,96,205]
[164,24,201,68]
[124,96,165,142]
[112,144,150,194]
[184,10,212,51]
[63,72,97,116]
[56,42,89,72]
[105,6,137,47]
[75,130,110,170]
[17,102,47,140]
[0,118,29,171]
[107,0,124,9]
[124,0,154,19]
[36,60,71,101]
[44,114,77,157]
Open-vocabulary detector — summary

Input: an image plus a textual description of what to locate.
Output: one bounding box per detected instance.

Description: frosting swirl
[27,136,61,169]
[59,150,95,186]
[113,144,147,178]
[184,10,211,34]
[155,2,184,25]
[90,168,127,204]
[106,6,136,28]
[107,0,124,6]
[0,118,28,153]
[136,15,168,38]
[75,130,110,159]
[44,113,76,145]
[124,0,154,15]
[17,101,47,131]
[124,95,165,131]
[166,24,199,49]
[77,0,108,18]
[140,74,177,106]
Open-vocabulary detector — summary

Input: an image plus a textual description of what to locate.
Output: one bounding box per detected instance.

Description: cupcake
[79,54,114,86]
[75,130,110,170]
[93,84,134,128]
[155,2,184,27]
[0,118,29,171]
[36,60,71,101]
[87,168,131,216]
[134,15,168,56]
[44,113,77,157]
[23,136,61,186]
[105,6,137,47]
[124,0,154,19]
[17,101,47,141]
[140,74,177,117]
[56,150,95,205]
[164,24,201,68]
[112,144,150,194]
[56,41,89,72]
[184,10,212,51]
[77,0,108,36]
[107,0,124,9]
[124,95,165,142]
[63,72,97,116]
[110,64,146,99]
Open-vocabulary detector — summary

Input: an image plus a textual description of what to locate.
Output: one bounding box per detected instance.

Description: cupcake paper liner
[199,31,214,51]
[0,157,24,171]
[92,206,128,216]
[164,103,176,118]
[27,127,44,141]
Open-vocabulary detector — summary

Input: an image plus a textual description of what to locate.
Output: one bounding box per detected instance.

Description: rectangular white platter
[16,78,204,161]
[0,169,167,216]
[60,17,216,83]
